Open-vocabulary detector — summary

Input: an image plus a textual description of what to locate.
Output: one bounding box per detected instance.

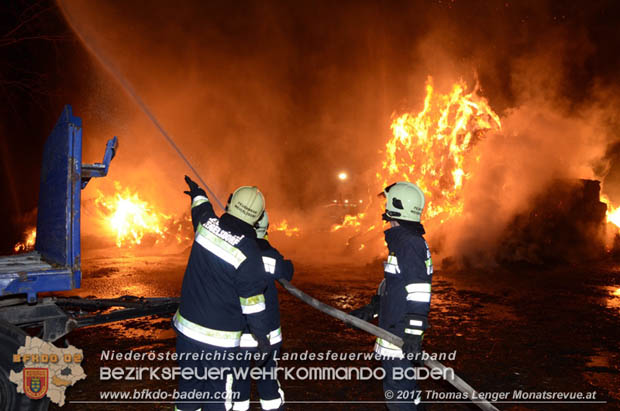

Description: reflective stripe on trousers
[232,400,249,411]
[225,373,234,411]
[173,310,241,348]
[374,337,404,359]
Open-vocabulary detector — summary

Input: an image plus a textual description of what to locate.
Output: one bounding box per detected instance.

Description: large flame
[601,194,620,230]
[601,194,620,232]
[14,227,36,253]
[331,76,501,236]
[381,78,501,221]
[606,206,620,229]
[272,219,300,237]
[94,182,189,247]
[332,214,365,231]
[13,185,192,252]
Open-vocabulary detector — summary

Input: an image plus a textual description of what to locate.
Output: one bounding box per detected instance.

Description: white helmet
[254,211,269,239]
[382,181,425,222]
[227,186,265,225]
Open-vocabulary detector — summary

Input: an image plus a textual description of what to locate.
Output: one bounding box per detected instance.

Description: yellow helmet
[227,186,265,225]
[382,181,425,222]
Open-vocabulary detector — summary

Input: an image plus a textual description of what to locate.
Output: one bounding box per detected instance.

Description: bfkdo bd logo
[23,368,49,400]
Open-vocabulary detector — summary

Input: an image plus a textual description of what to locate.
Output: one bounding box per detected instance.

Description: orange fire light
[272,219,300,237]
[332,213,365,231]
[331,76,501,238]
[601,194,620,230]
[14,227,36,253]
[94,183,186,247]
[380,77,501,221]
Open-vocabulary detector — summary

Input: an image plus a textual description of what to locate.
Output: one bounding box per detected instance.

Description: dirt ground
[47,253,620,410]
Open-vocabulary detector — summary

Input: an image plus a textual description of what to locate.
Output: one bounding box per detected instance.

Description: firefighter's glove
[255,334,271,366]
[351,294,380,321]
[402,333,422,356]
[402,313,427,356]
[184,175,207,199]
[281,260,294,282]
[349,294,380,326]
[349,305,373,322]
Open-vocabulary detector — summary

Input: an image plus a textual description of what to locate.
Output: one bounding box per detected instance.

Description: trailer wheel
[0,321,50,411]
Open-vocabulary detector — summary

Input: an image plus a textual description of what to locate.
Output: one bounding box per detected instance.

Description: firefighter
[233,211,293,411]
[173,176,271,411]
[350,181,433,410]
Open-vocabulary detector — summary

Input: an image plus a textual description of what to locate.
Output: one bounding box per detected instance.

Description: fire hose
[277,279,499,411]
[60,7,498,409]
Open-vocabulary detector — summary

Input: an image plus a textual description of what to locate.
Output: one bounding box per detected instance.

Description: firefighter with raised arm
[173,176,271,411]
[350,181,433,410]
[233,211,293,411]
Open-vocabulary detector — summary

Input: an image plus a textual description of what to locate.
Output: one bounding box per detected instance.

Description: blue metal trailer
[0,106,179,410]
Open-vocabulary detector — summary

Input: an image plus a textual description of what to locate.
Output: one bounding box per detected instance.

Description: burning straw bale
[497,179,607,265]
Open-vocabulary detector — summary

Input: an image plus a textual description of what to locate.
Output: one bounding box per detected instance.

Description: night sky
[2,0,620,254]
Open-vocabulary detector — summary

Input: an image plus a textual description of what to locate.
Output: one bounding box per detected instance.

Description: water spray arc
[58,0,225,211]
[58,4,499,409]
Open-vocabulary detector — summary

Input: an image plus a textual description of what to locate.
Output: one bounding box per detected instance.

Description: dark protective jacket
[174,195,269,349]
[240,238,294,348]
[375,223,433,358]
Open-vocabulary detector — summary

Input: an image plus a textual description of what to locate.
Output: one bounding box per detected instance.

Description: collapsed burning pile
[326,76,620,266]
[92,182,191,248]
[13,183,302,253]
[497,179,608,264]
[329,76,502,257]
